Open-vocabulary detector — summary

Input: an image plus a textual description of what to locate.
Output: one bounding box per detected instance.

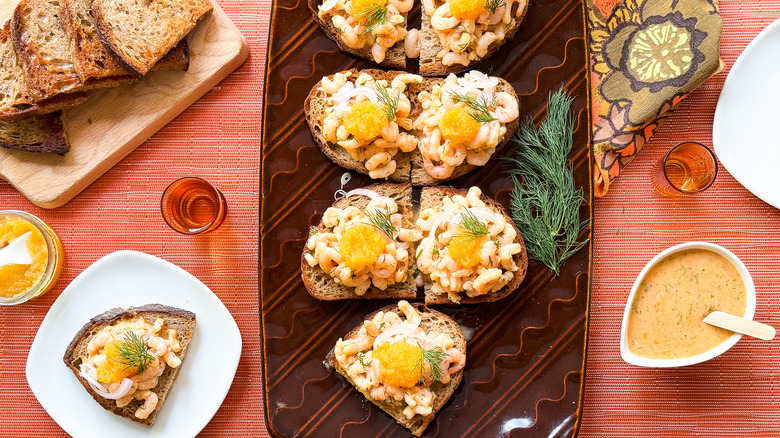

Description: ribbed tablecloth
[0,0,778,436]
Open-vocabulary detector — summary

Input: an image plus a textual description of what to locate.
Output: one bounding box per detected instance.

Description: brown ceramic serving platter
[260,0,593,435]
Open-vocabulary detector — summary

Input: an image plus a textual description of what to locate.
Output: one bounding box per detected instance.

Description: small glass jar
[0,211,64,305]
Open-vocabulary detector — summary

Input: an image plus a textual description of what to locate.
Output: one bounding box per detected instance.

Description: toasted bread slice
[419,0,529,76]
[11,0,87,100]
[0,20,88,121]
[420,186,528,304]
[0,112,69,154]
[63,304,196,426]
[305,69,413,182]
[60,0,190,82]
[308,0,406,69]
[91,0,212,77]
[302,182,419,300]
[326,302,466,436]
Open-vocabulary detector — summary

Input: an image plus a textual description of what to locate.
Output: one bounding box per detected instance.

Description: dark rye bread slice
[0,21,87,121]
[420,185,528,304]
[305,69,413,183]
[302,182,418,300]
[0,112,69,154]
[410,76,520,185]
[308,0,405,69]
[60,0,190,82]
[63,304,196,427]
[419,0,529,76]
[326,302,466,436]
[91,0,212,77]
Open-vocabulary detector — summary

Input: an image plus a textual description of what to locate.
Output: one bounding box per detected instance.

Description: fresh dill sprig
[366,207,397,239]
[484,0,506,13]
[375,83,399,121]
[452,210,489,243]
[448,91,497,123]
[114,331,155,373]
[416,345,449,384]
[503,88,588,276]
[356,3,387,34]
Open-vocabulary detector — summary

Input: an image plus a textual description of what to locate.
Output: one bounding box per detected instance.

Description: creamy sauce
[627,249,747,359]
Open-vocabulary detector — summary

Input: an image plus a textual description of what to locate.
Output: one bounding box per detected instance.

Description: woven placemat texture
[581,1,780,437]
[0,0,270,436]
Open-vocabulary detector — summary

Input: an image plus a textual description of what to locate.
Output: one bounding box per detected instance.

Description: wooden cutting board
[0,2,248,208]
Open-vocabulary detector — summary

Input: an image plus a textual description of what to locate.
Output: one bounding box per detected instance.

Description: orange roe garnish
[0,217,48,298]
[350,0,387,21]
[96,340,139,384]
[340,223,387,271]
[373,341,423,388]
[449,0,485,20]
[343,100,388,142]
[439,105,481,145]
[448,235,488,268]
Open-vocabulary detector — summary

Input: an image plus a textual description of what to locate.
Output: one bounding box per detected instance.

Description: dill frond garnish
[375,83,399,121]
[503,88,588,276]
[114,331,155,373]
[452,209,489,243]
[416,345,449,384]
[366,207,397,239]
[357,3,387,34]
[484,0,506,13]
[448,91,497,123]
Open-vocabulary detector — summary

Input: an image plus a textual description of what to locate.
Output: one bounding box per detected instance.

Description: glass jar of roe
[0,211,64,304]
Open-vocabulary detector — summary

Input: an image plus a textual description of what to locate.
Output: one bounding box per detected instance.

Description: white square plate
[26,250,242,438]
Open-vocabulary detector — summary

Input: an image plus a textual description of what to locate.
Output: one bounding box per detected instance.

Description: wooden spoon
[704,311,776,341]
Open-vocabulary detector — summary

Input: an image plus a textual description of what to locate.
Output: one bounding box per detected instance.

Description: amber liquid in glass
[653,142,717,196]
[162,178,227,234]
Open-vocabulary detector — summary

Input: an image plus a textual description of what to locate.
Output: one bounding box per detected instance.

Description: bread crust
[419,0,529,76]
[325,302,466,436]
[420,185,528,304]
[301,182,419,300]
[62,304,196,426]
[0,112,70,154]
[307,0,406,69]
[305,70,520,185]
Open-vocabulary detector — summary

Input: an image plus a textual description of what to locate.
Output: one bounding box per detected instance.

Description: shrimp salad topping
[416,186,524,302]
[334,301,465,419]
[413,71,519,180]
[319,70,519,181]
[321,71,422,179]
[78,317,183,419]
[424,0,528,66]
[304,191,423,295]
[318,0,412,64]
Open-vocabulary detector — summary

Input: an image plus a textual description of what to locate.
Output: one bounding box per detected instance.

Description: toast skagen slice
[91,0,213,77]
[308,0,406,69]
[326,302,466,436]
[302,182,419,300]
[419,0,529,76]
[305,69,521,185]
[63,304,196,426]
[419,185,528,304]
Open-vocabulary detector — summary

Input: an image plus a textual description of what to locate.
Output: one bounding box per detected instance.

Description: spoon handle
[703,311,776,341]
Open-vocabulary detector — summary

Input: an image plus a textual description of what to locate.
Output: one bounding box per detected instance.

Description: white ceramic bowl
[620,242,756,368]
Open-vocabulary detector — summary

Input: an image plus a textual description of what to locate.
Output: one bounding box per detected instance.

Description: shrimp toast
[63,304,195,426]
[419,0,529,75]
[302,182,420,300]
[326,301,466,436]
[304,69,520,185]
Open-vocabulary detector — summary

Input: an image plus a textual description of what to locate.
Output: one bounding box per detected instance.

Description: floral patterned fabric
[587,0,722,196]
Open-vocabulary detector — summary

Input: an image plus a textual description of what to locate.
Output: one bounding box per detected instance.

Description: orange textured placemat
[0,0,270,436]
[580,1,780,437]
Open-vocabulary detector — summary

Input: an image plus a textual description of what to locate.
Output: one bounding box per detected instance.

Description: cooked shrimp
[134,390,159,419]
